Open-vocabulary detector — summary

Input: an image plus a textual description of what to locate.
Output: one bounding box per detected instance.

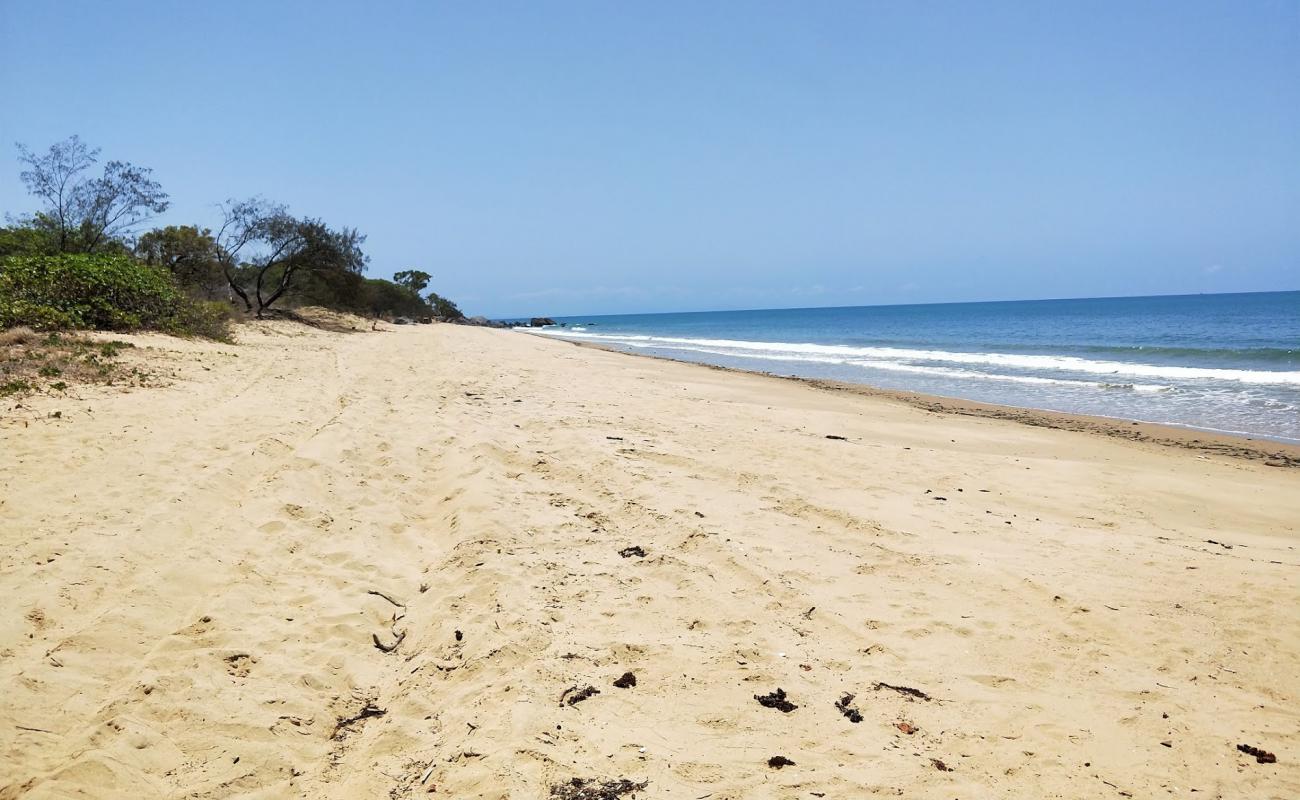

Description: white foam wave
[531,330,1300,386]
[634,343,1173,391]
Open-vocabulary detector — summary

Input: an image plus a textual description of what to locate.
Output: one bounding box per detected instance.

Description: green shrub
[166,299,235,342]
[0,379,31,396]
[0,253,230,339]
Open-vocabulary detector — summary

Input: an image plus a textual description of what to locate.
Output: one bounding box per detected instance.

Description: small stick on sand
[367,589,405,607]
[372,628,407,653]
[874,682,932,701]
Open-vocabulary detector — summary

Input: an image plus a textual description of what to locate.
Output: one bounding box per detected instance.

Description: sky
[1,1,1297,318]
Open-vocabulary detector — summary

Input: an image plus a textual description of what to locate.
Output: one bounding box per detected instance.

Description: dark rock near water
[457,315,509,328]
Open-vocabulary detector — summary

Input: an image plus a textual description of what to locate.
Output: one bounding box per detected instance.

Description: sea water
[527,291,1300,443]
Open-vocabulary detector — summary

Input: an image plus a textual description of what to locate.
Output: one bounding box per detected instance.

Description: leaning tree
[213,198,368,316]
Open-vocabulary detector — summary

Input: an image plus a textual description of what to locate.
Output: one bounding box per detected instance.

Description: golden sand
[2,322,1296,798]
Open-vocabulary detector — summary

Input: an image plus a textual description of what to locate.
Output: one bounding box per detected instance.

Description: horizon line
[502,286,1300,321]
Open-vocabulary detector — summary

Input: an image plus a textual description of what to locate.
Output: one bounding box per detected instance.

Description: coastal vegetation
[0,136,464,342]
[0,327,152,398]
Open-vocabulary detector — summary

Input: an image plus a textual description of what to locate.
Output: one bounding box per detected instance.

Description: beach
[1,321,1297,799]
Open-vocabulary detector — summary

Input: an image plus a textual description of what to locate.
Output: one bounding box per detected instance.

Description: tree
[426,291,463,320]
[12,137,94,253]
[135,225,224,297]
[15,136,169,253]
[211,199,369,316]
[393,269,431,294]
[213,197,283,311]
[259,218,367,314]
[359,278,429,319]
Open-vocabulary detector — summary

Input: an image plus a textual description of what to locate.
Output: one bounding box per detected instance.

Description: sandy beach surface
[2,321,1297,799]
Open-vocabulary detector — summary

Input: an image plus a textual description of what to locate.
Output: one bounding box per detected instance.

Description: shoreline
[554,335,1300,467]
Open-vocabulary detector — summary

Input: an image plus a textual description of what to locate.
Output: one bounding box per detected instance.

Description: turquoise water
[527,291,1300,443]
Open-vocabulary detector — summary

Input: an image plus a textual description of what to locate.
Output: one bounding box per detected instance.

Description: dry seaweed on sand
[550,778,649,799]
[754,687,798,712]
[767,755,796,769]
[835,693,863,723]
[560,684,601,707]
[613,671,637,688]
[331,701,385,738]
[874,681,931,701]
[1237,743,1277,764]
[618,545,646,558]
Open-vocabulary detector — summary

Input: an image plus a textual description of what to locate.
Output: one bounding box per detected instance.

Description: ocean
[526,291,1300,444]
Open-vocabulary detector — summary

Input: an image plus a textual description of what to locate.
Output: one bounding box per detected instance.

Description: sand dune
[1,322,1296,799]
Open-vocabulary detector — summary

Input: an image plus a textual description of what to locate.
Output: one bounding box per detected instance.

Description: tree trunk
[223,264,253,312]
[258,264,296,316]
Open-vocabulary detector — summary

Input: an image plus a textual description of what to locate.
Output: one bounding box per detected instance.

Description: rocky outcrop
[457,315,509,328]
[529,317,556,327]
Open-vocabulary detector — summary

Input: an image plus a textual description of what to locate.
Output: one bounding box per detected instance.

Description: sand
[1,321,1297,799]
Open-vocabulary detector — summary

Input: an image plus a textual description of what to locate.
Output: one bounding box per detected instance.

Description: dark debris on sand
[613,671,637,688]
[561,685,601,707]
[835,693,863,723]
[331,702,385,739]
[874,682,931,701]
[1237,743,1277,764]
[618,546,647,558]
[767,755,796,769]
[550,778,649,799]
[755,688,798,712]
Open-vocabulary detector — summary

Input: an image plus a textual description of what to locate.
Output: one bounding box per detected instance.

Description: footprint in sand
[223,653,255,678]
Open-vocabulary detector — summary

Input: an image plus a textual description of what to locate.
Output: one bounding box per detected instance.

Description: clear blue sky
[2,1,1296,317]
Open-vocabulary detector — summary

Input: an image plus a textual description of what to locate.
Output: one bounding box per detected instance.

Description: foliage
[212,198,368,315]
[136,225,225,298]
[0,225,59,257]
[358,278,429,318]
[212,196,281,310]
[6,143,468,336]
[0,253,230,338]
[393,269,431,294]
[15,136,169,253]
[426,292,464,320]
[278,258,367,312]
[171,299,235,341]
